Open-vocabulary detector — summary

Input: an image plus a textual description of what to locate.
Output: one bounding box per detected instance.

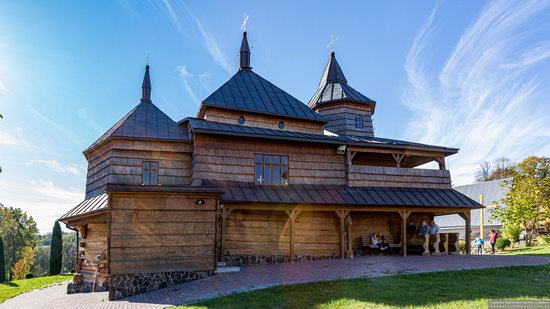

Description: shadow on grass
[186,265,550,308]
[0,282,19,287]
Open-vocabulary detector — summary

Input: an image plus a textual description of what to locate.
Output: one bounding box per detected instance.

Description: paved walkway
[2,254,550,309]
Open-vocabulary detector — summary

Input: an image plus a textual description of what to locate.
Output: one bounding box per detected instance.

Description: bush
[502,225,522,243]
[496,238,512,250]
[537,236,550,245]
[458,241,466,254]
[25,273,34,279]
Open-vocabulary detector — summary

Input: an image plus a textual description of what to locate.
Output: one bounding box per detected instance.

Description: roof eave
[198,103,328,124]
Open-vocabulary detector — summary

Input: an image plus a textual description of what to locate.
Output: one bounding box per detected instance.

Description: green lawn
[499,244,550,256]
[0,275,72,303]
[180,265,550,309]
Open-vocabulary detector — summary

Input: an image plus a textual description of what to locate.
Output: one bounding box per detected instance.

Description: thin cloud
[176,65,200,105]
[28,106,82,146]
[26,159,85,176]
[403,0,550,185]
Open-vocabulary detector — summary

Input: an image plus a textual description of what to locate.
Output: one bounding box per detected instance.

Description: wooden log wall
[79,223,108,285]
[192,135,346,185]
[85,140,193,198]
[203,107,325,134]
[294,212,339,256]
[109,193,218,275]
[348,165,452,189]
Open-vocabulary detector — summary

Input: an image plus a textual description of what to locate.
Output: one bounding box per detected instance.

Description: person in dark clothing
[407,221,417,235]
[417,221,429,235]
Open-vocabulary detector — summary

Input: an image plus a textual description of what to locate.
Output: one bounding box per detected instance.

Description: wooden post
[479,194,484,241]
[335,210,350,259]
[392,154,405,168]
[220,208,233,261]
[435,157,446,170]
[285,209,301,263]
[398,210,411,256]
[346,215,353,258]
[459,211,472,254]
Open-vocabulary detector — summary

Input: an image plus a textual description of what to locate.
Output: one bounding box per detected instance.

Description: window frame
[354,115,364,128]
[142,160,159,185]
[254,153,289,186]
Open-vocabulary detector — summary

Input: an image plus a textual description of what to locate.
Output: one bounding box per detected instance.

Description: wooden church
[60,31,480,300]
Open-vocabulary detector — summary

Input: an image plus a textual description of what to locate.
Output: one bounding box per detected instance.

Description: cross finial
[326,34,338,52]
[241,12,250,32]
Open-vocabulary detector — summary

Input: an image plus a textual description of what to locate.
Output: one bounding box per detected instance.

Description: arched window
[354,115,364,128]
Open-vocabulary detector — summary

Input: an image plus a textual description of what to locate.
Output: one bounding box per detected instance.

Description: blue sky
[1,1,549,232]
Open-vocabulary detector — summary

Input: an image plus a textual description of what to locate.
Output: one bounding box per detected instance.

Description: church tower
[308,52,376,137]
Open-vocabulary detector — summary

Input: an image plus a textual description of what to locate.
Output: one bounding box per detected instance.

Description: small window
[354,116,364,128]
[238,116,246,124]
[255,154,288,185]
[277,121,285,129]
[143,161,159,185]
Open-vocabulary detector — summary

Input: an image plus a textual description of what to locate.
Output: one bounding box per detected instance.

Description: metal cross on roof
[241,12,250,32]
[326,34,338,52]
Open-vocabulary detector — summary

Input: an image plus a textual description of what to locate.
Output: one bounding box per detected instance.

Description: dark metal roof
[308,52,376,108]
[185,118,458,153]
[209,181,481,208]
[200,70,326,123]
[87,101,189,151]
[60,193,108,220]
[104,184,224,194]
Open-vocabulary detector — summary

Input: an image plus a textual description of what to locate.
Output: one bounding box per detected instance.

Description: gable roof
[199,70,326,123]
[308,52,376,109]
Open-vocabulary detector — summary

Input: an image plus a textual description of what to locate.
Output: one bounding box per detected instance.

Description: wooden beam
[392,154,405,168]
[225,203,476,214]
[459,211,471,254]
[435,157,446,170]
[398,211,411,256]
[219,208,234,261]
[335,210,350,259]
[285,209,301,262]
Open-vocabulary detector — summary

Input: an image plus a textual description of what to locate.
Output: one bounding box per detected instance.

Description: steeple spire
[141,64,151,103]
[239,32,252,71]
[320,52,347,86]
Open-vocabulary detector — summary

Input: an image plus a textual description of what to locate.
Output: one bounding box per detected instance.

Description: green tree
[62,232,77,273]
[0,204,38,280]
[48,221,62,275]
[0,235,6,282]
[32,245,50,277]
[492,156,550,245]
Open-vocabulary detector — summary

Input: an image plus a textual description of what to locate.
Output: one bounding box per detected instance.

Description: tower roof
[308,52,376,109]
[198,32,326,123]
[86,65,188,152]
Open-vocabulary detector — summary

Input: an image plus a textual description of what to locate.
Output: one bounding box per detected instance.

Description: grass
[499,244,550,256]
[178,265,550,309]
[0,275,72,303]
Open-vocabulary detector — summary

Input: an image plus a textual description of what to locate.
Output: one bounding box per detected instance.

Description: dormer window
[255,154,288,185]
[354,116,364,128]
[143,161,159,185]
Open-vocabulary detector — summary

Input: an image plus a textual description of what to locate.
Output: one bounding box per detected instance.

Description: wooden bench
[360,235,401,254]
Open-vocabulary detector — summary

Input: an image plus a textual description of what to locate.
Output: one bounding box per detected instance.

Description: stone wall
[224,253,338,266]
[67,280,109,294]
[108,270,213,300]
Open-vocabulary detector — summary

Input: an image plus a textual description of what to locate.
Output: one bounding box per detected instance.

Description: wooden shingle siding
[204,107,324,134]
[192,135,346,185]
[348,166,452,189]
[80,222,108,284]
[84,140,193,198]
[317,104,374,137]
[109,193,217,275]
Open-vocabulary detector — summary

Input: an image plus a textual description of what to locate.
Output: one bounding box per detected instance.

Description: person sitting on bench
[371,232,389,251]
[407,221,417,235]
[417,221,429,236]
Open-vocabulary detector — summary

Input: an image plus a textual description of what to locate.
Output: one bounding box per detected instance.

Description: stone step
[216,261,226,267]
[215,266,240,273]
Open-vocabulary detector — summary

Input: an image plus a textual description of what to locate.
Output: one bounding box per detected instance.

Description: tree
[11,246,35,280]
[0,205,39,280]
[492,156,550,245]
[62,232,77,273]
[0,236,6,282]
[48,221,63,275]
[32,245,50,277]
[475,157,516,182]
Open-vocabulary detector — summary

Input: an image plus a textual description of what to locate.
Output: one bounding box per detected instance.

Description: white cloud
[403,0,550,186]
[28,106,82,146]
[0,129,30,147]
[176,65,200,105]
[26,159,85,176]
[0,179,84,233]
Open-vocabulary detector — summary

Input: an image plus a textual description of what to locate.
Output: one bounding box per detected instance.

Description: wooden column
[220,208,233,261]
[392,154,405,168]
[435,157,446,170]
[459,211,471,254]
[285,209,301,263]
[398,210,411,256]
[335,210,350,259]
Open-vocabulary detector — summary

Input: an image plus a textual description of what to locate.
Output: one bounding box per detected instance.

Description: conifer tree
[48,221,63,275]
[0,235,6,282]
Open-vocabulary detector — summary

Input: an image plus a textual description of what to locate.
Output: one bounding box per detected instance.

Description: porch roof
[211,181,481,208]
[60,193,109,221]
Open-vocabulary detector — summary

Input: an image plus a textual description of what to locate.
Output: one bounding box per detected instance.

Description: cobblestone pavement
[2,254,550,309]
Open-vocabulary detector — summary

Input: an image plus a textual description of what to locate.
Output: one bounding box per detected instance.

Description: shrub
[537,236,550,245]
[502,225,522,243]
[48,221,63,275]
[496,238,512,250]
[458,240,466,254]
[25,273,34,279]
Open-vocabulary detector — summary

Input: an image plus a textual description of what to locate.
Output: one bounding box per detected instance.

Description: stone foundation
[67,280,109,294]
[108,270,213,300]
[224,253,338,266]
